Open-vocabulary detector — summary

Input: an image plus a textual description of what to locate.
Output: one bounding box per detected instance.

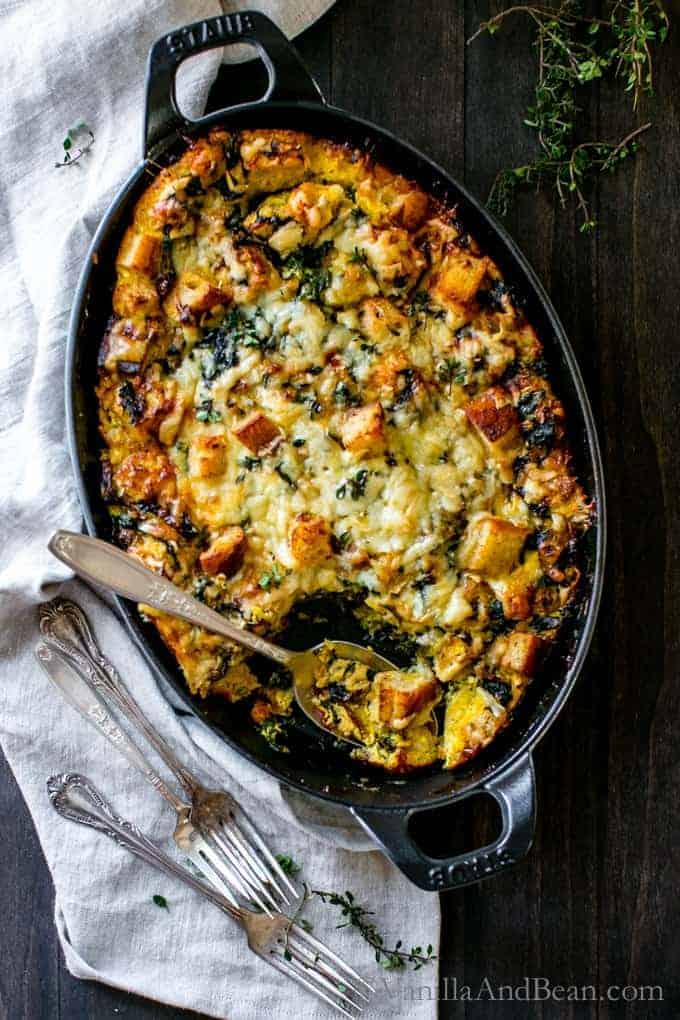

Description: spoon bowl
[285,640,400,746]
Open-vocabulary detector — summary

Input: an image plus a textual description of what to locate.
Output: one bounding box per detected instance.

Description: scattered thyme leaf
[55,122,95,169]
[348,468,369,499]
[275,854,301,877]
[195,398,222,423]
[259,564,283,590]
[152,894,169,910]
[348,246,369,266]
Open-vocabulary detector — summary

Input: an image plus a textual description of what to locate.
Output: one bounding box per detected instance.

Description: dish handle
[144,11,324,157]
[351,753,536,892]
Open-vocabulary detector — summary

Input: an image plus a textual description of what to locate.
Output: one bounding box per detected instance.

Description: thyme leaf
[275,854,301,876]
[55,121,95,169]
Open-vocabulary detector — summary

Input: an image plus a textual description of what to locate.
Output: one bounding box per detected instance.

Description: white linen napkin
[0,1,441,1017]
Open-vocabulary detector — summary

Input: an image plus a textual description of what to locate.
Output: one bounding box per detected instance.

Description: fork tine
[200,837,273,916]
[284,935,366,1011]
[208,823,273,896]
[204,825,279,913]
[284,957,362,1016]
[217,818,292,905]
[290,923,376,994]
[232,813,299,899]
[195,839,272,916]
[184,847,241,908]
[286,930,371,1004]
[266,952,360,1018]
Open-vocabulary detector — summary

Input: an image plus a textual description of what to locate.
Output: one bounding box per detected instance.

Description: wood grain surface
[2,2,678,1017]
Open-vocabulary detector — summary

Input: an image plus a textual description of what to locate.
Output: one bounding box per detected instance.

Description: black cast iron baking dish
[65,11,606,892]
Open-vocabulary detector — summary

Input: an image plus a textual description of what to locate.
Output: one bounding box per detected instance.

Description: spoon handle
[48,530,294,667]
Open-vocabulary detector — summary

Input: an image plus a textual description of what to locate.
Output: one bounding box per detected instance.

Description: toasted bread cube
[501,588,533,621]
[239,130,306,192]
[433,250,490,305]
[113,275,160,318]
[355,166,429,231]
[117,231,161,275]
[389,187,429,230]
[99,318,152,372]
[289,513,333,564]
[498,551,542,620]
[339,402,385,455]
[285,182,345,232]
[359,298,408,345]
[434,635,474,683]
[199,526,246,577]
[466,387,522,482]
[501,631,545,676]
[188,139,226,186]
[232,411,281,454]
[466,387,520,445]
[373,669,438,731]
[369,350,412,398]
[174,273,231,315]
[457,514,530,577]
[114,448,176,505]
[267,219,305,255]
[442,682,502,769]
[189,433,227,478]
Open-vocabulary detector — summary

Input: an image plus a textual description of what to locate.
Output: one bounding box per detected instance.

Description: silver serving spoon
[48,530,398,745]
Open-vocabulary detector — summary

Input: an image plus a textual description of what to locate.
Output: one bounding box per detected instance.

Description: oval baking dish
[66,11,605,891]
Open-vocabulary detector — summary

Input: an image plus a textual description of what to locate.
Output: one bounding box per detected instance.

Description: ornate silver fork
[48,772,373,1017]
[38,597,297,915]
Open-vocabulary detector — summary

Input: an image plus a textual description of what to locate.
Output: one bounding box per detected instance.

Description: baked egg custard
[97,128,593,773]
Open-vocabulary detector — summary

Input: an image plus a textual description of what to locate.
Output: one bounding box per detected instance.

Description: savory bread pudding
[97,128,592,772]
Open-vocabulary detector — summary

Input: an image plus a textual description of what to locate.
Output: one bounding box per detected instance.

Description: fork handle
[48,530,294,666]
[35,643,186,814]
[39,596,201,802]
[48,772,244,923]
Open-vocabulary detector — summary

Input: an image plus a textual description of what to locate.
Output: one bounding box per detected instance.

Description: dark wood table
[3,2,678,1017]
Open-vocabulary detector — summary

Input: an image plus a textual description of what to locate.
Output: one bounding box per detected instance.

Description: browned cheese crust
[96,128,593,773]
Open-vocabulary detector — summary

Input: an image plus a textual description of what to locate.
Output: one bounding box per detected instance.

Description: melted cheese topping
[97,129,593,773]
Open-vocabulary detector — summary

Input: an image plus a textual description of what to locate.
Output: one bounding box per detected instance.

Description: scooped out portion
[309,642,441,771]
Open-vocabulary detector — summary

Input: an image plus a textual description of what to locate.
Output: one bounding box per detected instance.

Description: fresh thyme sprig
[468,1,669,231]
[313,889,435,971]
[282,882,313,961]
[55,121,95,169]
[611,0,669,106]
[274,853,436,971]
[489,122,651,231]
